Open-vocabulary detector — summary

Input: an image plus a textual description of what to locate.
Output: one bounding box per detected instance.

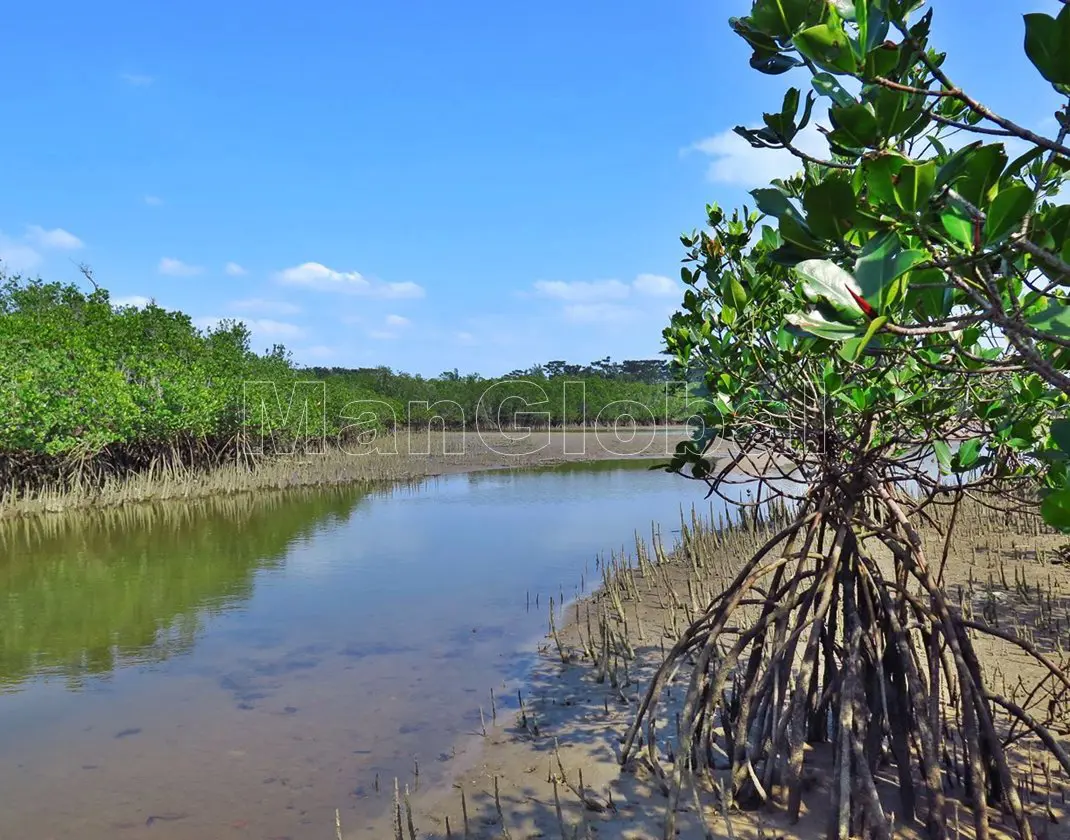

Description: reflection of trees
[0,487,369,691]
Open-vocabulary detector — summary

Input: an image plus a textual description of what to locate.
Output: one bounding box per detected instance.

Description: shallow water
[0,460,734,838]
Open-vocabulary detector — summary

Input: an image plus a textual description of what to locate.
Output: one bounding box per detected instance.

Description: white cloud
[528,273,680,326]
[385,314,410,327]
[686,123,826,187]
[455,331,476,345]
[144,195,163,206]
[120,73,154,87]
[533,279,631,302]
[299,345,336,359]
[193,316,224,331]
[158,257,203,277]
[247,319,304,338]
[276,261,424,299]
[224,261,247,276]
[632,273,677,297]
[368,329,398,340]
[195,315,303,338]
[0,238,41,272]
[230,297,300,315]
[113,295,152,308]
[26,225,83,250]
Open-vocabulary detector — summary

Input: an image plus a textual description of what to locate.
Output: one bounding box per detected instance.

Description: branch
[896,23,1070,158]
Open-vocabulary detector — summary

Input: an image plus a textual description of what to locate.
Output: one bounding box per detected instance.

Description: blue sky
[1,0,1063,376]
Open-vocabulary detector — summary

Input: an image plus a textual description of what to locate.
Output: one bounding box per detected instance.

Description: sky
[1,0,1064,377]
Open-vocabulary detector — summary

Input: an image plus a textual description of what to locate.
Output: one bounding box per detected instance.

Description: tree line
[0,275,692,493]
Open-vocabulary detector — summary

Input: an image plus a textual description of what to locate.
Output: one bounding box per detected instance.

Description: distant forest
[1,276,695,489]
[307,357,675,385]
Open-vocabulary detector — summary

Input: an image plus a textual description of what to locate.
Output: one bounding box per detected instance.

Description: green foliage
[0,275,692,493]
[670,0,1070,530]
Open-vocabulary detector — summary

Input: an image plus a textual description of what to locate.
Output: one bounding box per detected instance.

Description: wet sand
[3,427,696,518]
[364,497,1070,840]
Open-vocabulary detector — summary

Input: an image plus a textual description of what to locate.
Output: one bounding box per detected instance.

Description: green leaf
[1002,146,1046,186]
[811,72,856,107]
[750,0,830,38]
[863,152,909,206]
[1024,6,1070,87]
[822,362,843,393]
[870,86,924,138]
[750,52,806,74]
[957,144,1008,207]
[864,42,899,78]
[779,214,827,256]
[983,184,1034,244]
[723,274,749,311]
[1041,486,1070,532]
[853,233,928,312]
[838,315,888,361]
[828,102,880,148]
[909,268,952,318]
[933,439,952,474]
[750,187,798,221]
[1051,418,1070,454]
[729,16,780,52]
[780,87,801,136]
[802,178,857,240]
[794,22,859,74]
[941,210,975,249]
[761,224,781,250]
[793,259,867,321]
[934,140,983,192]
[786,308,862,340]
[955,438,982,470]
[893,161,937,213]
[1026,298,1070,338]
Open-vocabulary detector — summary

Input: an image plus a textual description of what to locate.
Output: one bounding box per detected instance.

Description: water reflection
[0,462,730,839]
[0,486,373,691]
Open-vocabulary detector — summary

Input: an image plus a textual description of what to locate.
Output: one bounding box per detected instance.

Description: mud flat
[2,427,691,518]
[361,496,1070,840]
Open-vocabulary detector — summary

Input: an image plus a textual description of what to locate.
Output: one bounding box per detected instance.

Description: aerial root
[622,480,1063,840]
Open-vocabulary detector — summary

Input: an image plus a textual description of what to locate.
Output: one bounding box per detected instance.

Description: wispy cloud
[26,225,83,250]
[632,273,677,297]
[144,195,163,207]
[246,319,304,338]
[276,261,425,299]
[224,261,247,276]
[195,315,304,338]
[158,257,203,277]
[533,279,631,302]
[385,314,411,327]
[368,329,399,340]
[0,224,86,272]
[455,331,477,345]
[298,345,336,360]
[229,297,301,316]
[120,73,154,87]
[684,123,825,187]
[0,238,42,272]
[532,275,678,302]
[113,295,152,308]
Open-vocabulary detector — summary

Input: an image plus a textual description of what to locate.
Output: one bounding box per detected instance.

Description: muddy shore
[2,428,693,518]
[358,496,1070,840]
